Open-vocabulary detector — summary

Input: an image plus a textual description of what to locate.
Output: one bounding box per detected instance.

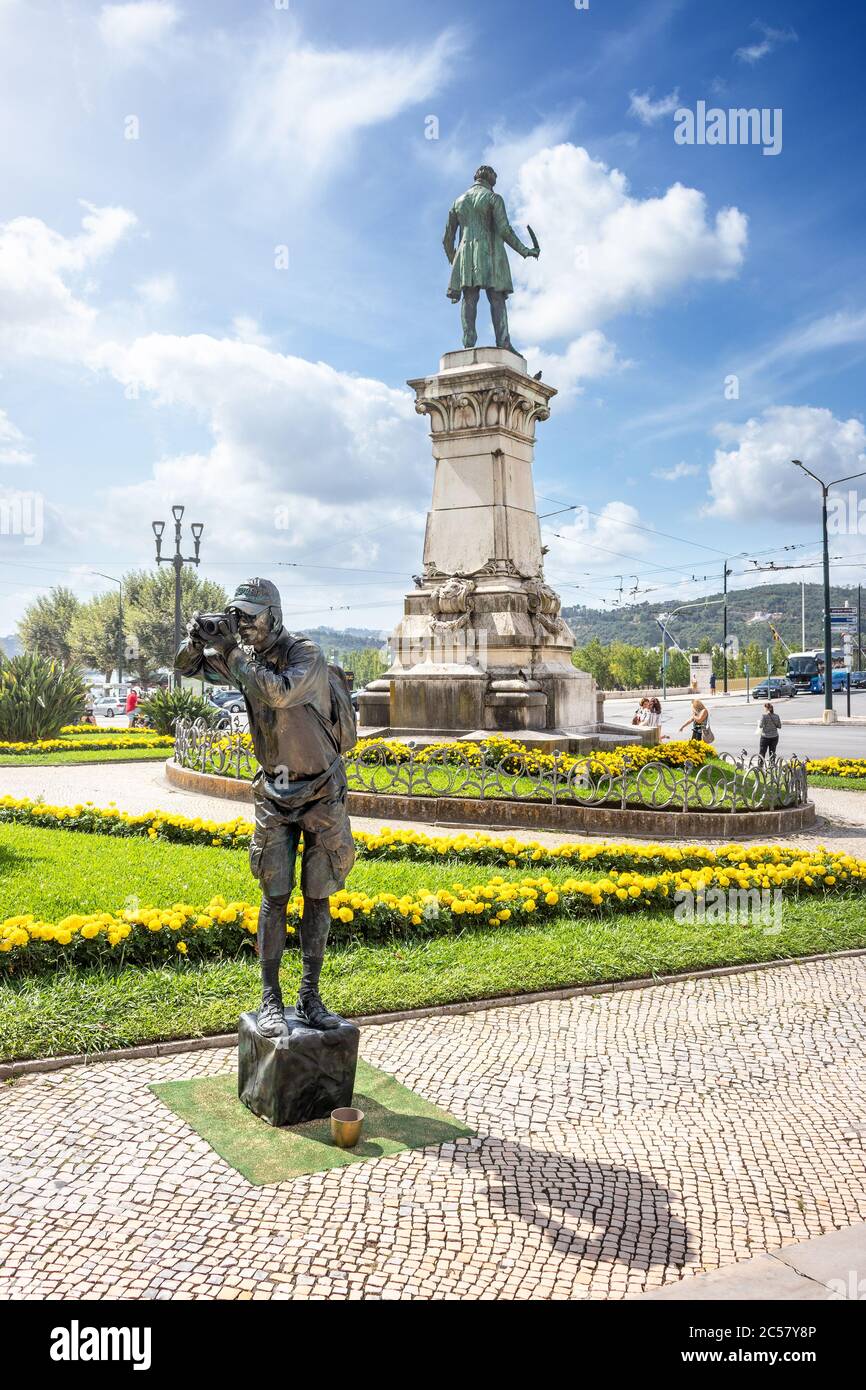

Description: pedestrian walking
[679,699,711,743]
[125,686,139,728]
[758,702,781,762]
[647,697,663,729]
[709,671,717,695]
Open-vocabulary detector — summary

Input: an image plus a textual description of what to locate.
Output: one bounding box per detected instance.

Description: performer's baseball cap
[228,578,281,615]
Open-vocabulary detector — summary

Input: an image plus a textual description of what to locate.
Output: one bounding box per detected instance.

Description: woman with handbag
[679,699,712,743]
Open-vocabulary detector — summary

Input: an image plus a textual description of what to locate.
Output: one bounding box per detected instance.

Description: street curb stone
[3,945,864,1081]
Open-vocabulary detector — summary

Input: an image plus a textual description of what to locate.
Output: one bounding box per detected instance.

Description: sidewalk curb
[3,946,865,1081]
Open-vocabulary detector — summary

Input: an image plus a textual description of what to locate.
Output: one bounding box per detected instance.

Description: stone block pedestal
[357,346,598,740]
[238,1008,360,1128]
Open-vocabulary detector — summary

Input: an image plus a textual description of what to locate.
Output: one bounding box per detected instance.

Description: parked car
[209,689,245,713]
[750,677,796,700]
[850,671,866,689]
[92,694,128,717]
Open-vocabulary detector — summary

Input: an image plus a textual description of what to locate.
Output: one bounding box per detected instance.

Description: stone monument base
[238,1008,360,1128]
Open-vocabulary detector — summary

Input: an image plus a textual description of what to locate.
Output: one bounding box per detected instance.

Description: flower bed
[0,793,831,872]
[2,851,863,974]
[0,734,172,755]
[805,757,866,780]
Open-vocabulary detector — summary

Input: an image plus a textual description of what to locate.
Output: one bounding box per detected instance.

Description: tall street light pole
[792,460,866,722]
[152,506,204,690]
[722,559,733,693]
[92,571,124,690]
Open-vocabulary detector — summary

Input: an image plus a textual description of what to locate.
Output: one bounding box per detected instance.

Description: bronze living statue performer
[175,578,355,1037]
[443,164,540,352]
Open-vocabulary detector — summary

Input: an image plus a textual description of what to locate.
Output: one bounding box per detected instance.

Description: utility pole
[93,572,124,690]
[722,559,733,693]
[792,460,866,722]
[859,584,863,670]
[152,506,204,690]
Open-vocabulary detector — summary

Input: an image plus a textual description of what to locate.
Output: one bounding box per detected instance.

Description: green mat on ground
[150,1059,475,1185]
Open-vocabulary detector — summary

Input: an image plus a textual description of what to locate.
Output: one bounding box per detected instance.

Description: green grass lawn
[0,823,578,920]
[0,747,170,766]
[2,895,863,1062]
[808,775,866,791]
[2,822,865,1062]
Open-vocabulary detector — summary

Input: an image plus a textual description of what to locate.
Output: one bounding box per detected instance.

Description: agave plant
[139,686,219,735]
[0,652,87,741]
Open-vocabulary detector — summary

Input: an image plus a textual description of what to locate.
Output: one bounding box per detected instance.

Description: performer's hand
[186,615,205,647]
[207,621,237,656]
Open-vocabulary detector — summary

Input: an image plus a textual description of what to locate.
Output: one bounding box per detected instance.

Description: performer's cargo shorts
[249,768,355,900]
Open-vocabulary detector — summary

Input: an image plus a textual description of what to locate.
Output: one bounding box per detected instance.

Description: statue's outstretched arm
[442,207,458,264]
[493,193,532,257]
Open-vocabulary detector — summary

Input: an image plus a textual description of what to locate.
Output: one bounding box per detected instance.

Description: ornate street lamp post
[792,460,866,721]
[152,506,204,690]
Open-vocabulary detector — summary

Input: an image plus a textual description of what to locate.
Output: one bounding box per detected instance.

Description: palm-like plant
[139,687,219,735]
[0,652,87,740]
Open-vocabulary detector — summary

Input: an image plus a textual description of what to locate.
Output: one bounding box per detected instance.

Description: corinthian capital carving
[412,379,552,442]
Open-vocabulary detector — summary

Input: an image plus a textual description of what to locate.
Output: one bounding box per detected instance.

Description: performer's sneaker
[296,990,342,1031]
[258,992,288,1038]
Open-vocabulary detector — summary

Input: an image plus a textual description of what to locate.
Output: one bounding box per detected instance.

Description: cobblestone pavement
[2,761,866,854]
[2,956,864,1301]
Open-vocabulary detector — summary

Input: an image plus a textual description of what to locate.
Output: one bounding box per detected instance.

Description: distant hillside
[297,626,387,657]
[563,582,864,651]
[0,634,21,658]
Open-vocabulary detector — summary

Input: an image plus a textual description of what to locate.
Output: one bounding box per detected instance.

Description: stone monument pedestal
[358,347,598,745]
[238,1008,360,1128]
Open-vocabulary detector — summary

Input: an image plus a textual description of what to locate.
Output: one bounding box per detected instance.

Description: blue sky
[1,0,865,635]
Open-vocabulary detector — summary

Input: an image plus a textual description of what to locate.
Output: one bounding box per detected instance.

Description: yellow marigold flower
[177,941,188,954]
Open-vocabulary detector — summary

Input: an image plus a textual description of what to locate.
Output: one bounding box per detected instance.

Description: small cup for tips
[330,1106,364,1148]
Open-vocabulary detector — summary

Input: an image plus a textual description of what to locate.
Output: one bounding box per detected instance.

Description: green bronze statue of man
[443,165,540,353]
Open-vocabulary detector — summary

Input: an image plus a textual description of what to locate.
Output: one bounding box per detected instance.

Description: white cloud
[523,330,624,399]
[628,88,681,125]
[482,116,575,191]
[232,315,271,348]
[652,461,700,481]
[707,406,866,522]
[0,408,33,465]
[98,2,179,58]
[0,202,137,361]
[544,500,653,596]
[230,24,461,176]
[89,330,428,558]
[135,273,177,307]
[507,144,748,344]
[735,22,797,65]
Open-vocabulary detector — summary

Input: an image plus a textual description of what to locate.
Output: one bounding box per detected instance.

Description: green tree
[608,642,657,690]
[743,641,764,679]
[18,587,81,664]
[572,637,613,688]
[666,650,690,687]
[337,647,387,688]
[70,594,124,682]
[123,569,228,675]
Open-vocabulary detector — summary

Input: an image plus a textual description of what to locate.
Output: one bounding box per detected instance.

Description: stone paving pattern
[2,956,864,1301]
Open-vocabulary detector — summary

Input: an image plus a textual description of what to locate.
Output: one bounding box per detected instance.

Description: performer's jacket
[175,627,336,783]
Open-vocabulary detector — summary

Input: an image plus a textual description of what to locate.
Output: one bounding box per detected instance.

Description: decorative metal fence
[174,719,809,812]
